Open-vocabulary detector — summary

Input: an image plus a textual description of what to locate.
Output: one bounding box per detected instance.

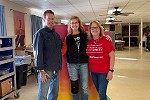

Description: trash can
[22,64,28,86]
[16,64,28,89]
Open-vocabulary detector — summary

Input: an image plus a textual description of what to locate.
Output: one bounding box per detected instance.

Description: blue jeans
[38,71,59,100]
[67,63,88,100]
[91,72,109,100]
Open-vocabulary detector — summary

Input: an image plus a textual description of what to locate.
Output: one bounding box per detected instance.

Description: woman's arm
[107,50,115,80]
[109,50,115,70]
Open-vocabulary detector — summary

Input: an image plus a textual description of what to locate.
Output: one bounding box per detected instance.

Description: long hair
[87,21,104,40]
[67,16,84,35]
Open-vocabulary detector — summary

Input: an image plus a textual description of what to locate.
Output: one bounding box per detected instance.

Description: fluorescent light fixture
[84,23,90,25]
[106,17,115,21]
[108,9,122,14]
[29,8,43,13]
[61,19,69,25]
[105,22,111,24]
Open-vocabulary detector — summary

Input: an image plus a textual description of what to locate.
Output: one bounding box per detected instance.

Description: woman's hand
[106,71,113,81]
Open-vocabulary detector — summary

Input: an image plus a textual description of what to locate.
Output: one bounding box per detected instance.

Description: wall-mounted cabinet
[103,24,115,31]
[122,25,139,36]
[122,25,139,46]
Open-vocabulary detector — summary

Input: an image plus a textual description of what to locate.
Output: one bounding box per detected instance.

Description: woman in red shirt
[86,21,115,100]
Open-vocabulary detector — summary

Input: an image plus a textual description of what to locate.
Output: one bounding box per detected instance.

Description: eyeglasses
[70,22,79,25]
[90,26,99,30]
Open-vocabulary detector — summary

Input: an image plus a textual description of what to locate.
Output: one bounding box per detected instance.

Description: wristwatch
[109,69,114,72]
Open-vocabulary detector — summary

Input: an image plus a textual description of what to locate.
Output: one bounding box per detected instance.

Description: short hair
[43,10,54,18]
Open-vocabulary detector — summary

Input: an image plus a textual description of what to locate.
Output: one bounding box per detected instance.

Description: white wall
[115,24,122,34]
[4,0,32,46]
[1,0,62,46]
[0,0,4,4]
[0,0,43,46]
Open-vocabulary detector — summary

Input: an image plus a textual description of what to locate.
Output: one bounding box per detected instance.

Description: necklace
[93,41,96,44]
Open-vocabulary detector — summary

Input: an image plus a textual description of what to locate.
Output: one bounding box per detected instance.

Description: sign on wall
[12,10,25,48]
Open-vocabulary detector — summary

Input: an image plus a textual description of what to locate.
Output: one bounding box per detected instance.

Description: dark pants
[91,72,109,100]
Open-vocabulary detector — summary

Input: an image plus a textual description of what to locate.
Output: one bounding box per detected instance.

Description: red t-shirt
[86,36,115,73]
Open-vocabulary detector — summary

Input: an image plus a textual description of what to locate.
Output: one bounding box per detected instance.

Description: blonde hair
[67,16,84,35]
[87,21,104,40]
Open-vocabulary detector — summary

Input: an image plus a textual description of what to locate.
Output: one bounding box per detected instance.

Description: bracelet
[109,69,114,72]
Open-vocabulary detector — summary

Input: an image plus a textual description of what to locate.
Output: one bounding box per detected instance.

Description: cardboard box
[0,78,12,97]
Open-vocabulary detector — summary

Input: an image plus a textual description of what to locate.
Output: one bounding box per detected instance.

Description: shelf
[123,36,138,38]
[0,72,15,81]
[0,36,16,38]
[0,36,17,99]
[0,47,14,51]
[0,58,14,65]
[0,90,16,100]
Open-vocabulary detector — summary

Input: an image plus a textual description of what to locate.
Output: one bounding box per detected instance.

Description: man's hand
[40,70,50,83]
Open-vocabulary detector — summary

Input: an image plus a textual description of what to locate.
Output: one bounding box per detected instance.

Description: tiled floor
[7,47,150,100]
[108,47,150,100]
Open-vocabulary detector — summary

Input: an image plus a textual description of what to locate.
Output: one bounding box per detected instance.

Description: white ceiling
[8,0,150,24]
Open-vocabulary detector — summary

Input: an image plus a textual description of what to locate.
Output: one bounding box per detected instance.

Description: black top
[33,26,62,71]
[66,31,88,63]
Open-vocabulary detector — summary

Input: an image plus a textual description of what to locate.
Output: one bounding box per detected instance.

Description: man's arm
[33,32,45,70]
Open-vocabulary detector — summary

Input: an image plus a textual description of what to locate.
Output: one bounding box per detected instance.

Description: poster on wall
[13,10,25,48]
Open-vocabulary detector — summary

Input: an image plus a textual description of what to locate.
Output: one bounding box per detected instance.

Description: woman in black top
[66,16,88,100]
